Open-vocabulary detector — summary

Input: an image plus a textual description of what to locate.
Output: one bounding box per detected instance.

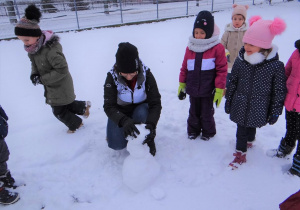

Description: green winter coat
[28,34,75,106]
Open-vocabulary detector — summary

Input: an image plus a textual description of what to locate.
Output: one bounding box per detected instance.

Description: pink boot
[229,150,247,169]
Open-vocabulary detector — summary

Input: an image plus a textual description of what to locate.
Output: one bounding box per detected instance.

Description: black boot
[289,154,300,177]
[0,182,19,205]
[147,140,156,156]
[0,170,16,189]
[277,138,295,157]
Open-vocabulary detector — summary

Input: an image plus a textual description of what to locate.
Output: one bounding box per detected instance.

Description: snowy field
[0,1,300,209]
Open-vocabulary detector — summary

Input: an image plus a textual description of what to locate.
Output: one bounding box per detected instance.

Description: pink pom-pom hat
[242,16,286,49]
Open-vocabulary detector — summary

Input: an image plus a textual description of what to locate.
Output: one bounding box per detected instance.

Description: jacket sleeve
[28,54,39,76]
[285,50,295,78]
[145,70,162,127]
[225,60,239,102]
[0,105,8,139]
[40,47,69,86]
[214,44,228,89]
[179,47,190,83]
[221,31,229,49]
[103,73,128,126]
[269,62,287,116]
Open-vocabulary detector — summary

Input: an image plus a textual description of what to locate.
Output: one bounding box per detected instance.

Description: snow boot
[67,123,83,134]
[83,101,91,119]
[201,134,214,141]
[229,150,247,169]
[0,170,15,189]
[147,140,156,156]
[0,182,19,205]
[288,154,300,177]
[267,138,294,158]
[188,133,199,140]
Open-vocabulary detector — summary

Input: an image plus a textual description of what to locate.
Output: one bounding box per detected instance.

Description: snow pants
[282,110,300,154]
[236,124,256,152]
[51,100,86,131]
[187,96,216,138]
[0,139,9,175]
[106,103,148,150]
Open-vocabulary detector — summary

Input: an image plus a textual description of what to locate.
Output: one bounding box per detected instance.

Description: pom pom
[25,4,41,22]
[269,17,286,35]
[249,16,261,26]
[295,40,300,50]
[232,4,238,8]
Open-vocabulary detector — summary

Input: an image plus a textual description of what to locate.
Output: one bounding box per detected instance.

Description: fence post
[73,0,80,29]
[211,0,214,12]
[5,0,17,24]
[196,0,199,6]
[104,0,109,14]
[119,0,123,23]
[156,0,159,19]
[186,0,188,15]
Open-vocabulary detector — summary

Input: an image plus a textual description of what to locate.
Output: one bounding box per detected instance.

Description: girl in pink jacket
[268,40,300,177]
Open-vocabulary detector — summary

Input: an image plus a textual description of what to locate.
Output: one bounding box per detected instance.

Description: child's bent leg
[52,105,82,131]
[106,119,127,150]
[66,100,87,115]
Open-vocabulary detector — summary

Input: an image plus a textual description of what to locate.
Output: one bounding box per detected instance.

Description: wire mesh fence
[0,0,285,40]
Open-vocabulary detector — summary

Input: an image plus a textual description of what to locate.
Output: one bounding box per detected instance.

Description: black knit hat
[14,5,42,37]
[116,42,139,73]
[295,39,300,53]
[193,10,214,39]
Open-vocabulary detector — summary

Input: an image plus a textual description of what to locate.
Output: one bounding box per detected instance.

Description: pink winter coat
[285,49,300,112]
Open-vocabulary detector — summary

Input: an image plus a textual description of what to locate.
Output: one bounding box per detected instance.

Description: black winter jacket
[225,46,286,128]
[0,105,8,140]
[103,61,162,127]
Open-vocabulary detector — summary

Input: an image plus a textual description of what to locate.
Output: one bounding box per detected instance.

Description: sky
[0,1,300,209]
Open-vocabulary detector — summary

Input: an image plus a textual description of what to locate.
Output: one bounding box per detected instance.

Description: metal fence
[0,0,284,40]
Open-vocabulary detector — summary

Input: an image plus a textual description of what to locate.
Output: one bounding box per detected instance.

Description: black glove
[178,91,186,100]
[143,123,156,156]
[268,115,279,125]
[225,100,231,114]
[30,74,42,86]
[122,118,140,138]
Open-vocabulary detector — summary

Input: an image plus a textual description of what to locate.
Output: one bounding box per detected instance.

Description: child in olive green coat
[15,5,91,133]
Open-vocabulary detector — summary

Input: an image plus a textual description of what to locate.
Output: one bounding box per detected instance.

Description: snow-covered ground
[0,1,300,209]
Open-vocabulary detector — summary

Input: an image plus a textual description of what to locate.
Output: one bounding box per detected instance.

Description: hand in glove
[122,118,140,138]
[268,115,279,125]
[213,88,224,108]
[225,51,230,63]
[178,82,186,100]
[30,74,42,86]
[143,123,156,156]
[225,100,231,114]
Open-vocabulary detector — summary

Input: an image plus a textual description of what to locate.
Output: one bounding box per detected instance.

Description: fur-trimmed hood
[224,22,248,32]
[42,30,60,48]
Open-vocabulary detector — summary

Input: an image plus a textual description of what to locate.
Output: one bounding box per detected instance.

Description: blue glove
[268,115,279,125]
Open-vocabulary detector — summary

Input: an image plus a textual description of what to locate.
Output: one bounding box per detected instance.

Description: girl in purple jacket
[178,10,227,140]
[268,40,300,177]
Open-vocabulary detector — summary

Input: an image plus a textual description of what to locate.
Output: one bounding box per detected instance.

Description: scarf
[24,34,45,54]
[187,35,220,53]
